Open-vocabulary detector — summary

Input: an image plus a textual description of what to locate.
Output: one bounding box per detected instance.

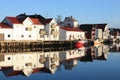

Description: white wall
[59,28,66,40]
[59,48,85,61]
[66,31,85,40]
[95,29,103,39]
[59,28,85,40]
[0,29,13,40]
[12,23,44,41]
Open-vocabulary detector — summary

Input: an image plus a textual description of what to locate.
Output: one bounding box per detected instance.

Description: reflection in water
[0,44,120,77]
[109,43,120,52]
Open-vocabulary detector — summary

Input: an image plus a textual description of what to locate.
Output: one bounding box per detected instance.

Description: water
[0,44,120,80]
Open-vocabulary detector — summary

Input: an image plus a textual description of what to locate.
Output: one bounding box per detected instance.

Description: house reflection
[109,43,120,52]
[80,44,109,62]
[0,52,59,77]
[0,44,113,77]
[59,47,85,70]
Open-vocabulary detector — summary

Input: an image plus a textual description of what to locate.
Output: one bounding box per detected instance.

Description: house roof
[79,24,107,31]
[0,23,12,28]
[30,18,42,24]
[6,17,22,24]
[5,16,44,25]
[16,13,53,24]
[95,24,107,31]
[65,16,78,22]
[40,18,53,25]
[79,24,93,31]
[17,13,46,20]
[61,27,84,32]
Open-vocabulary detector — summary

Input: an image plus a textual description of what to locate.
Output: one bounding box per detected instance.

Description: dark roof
[86,31,92,39]
[79,23,107,31]
[16,13,53,25]
[41,18,53,25]
[79,24,93,31]
[65,16,78,22]
[16,13,45,20]
[61,27,84,32]
[0,23,12,28]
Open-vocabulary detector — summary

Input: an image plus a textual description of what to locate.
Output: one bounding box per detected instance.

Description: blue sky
[0,0,120,28]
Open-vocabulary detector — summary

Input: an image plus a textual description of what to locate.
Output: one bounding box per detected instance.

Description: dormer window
[68,20,70,22]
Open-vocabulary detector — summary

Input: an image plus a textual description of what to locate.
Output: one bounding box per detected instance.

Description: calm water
[0,44,120,80]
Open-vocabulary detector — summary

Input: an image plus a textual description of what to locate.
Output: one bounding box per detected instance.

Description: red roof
[61,27,84,32]
[30,18,43,25]
[39,18,52,25]
[6,17,22,24]
[0,23,12,28]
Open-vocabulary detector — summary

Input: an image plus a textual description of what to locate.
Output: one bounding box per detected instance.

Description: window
[8,34,10,38]
[67,23,71,26]
[29,35,31,38]
[8,57,11,60]
[26,27,32,31]
[21,35,24,38]
[68,20,70,22]
[26,28,28,31]
[40,35,44,38]
[53,34,57,38]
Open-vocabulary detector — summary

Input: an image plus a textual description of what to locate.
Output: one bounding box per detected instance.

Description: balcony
[51,24,56,28]
[39,30,46,35]
[51,31,58,35]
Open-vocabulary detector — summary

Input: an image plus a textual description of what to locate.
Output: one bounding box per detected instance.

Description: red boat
[76,41,85,48]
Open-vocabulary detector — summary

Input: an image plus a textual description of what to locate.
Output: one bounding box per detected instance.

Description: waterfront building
[109,28,120,42]
[0,14,59,41]
[0,51,59,76]
[59,27,85,41]
[79,24,110,41]
[61,16,79,28]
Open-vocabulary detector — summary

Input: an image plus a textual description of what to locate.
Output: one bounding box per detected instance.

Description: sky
[0,0,120,28]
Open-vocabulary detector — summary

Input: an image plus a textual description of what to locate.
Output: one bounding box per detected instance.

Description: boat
[75,41,85,48]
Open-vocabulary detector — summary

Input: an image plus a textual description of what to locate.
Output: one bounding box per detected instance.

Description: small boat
[94,40,101,46]
[76,41,85,48]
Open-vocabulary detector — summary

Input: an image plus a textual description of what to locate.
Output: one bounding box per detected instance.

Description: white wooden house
[59,27,85,41]
[0,14,59,41]
[79,24,110,41]
[0,51,60,76]
[59,48,85,62]
[62,16,79,27]
[0,23,13,41]
[0,52,45,76]
[43,18,59,41]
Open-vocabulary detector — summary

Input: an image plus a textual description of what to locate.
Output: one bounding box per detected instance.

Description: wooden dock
[0,40,76,53]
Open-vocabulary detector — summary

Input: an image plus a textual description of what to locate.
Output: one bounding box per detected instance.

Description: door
[0,34,4,41]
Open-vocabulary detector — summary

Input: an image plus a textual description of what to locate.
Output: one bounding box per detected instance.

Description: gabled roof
[16,13,53,25]
[65,16,78,22]
[5,16,44,25]
[30,18,42,25]
[17,13,45,20]
[95,24,107,31]
[6,17,22,24]
[79,24,93,31]
[79,23,107,31]
[60,27,84,32]
[40,18,53,25]
[0,23,12,28]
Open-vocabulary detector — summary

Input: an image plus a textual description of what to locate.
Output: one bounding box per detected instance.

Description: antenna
[46,13,48,18]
